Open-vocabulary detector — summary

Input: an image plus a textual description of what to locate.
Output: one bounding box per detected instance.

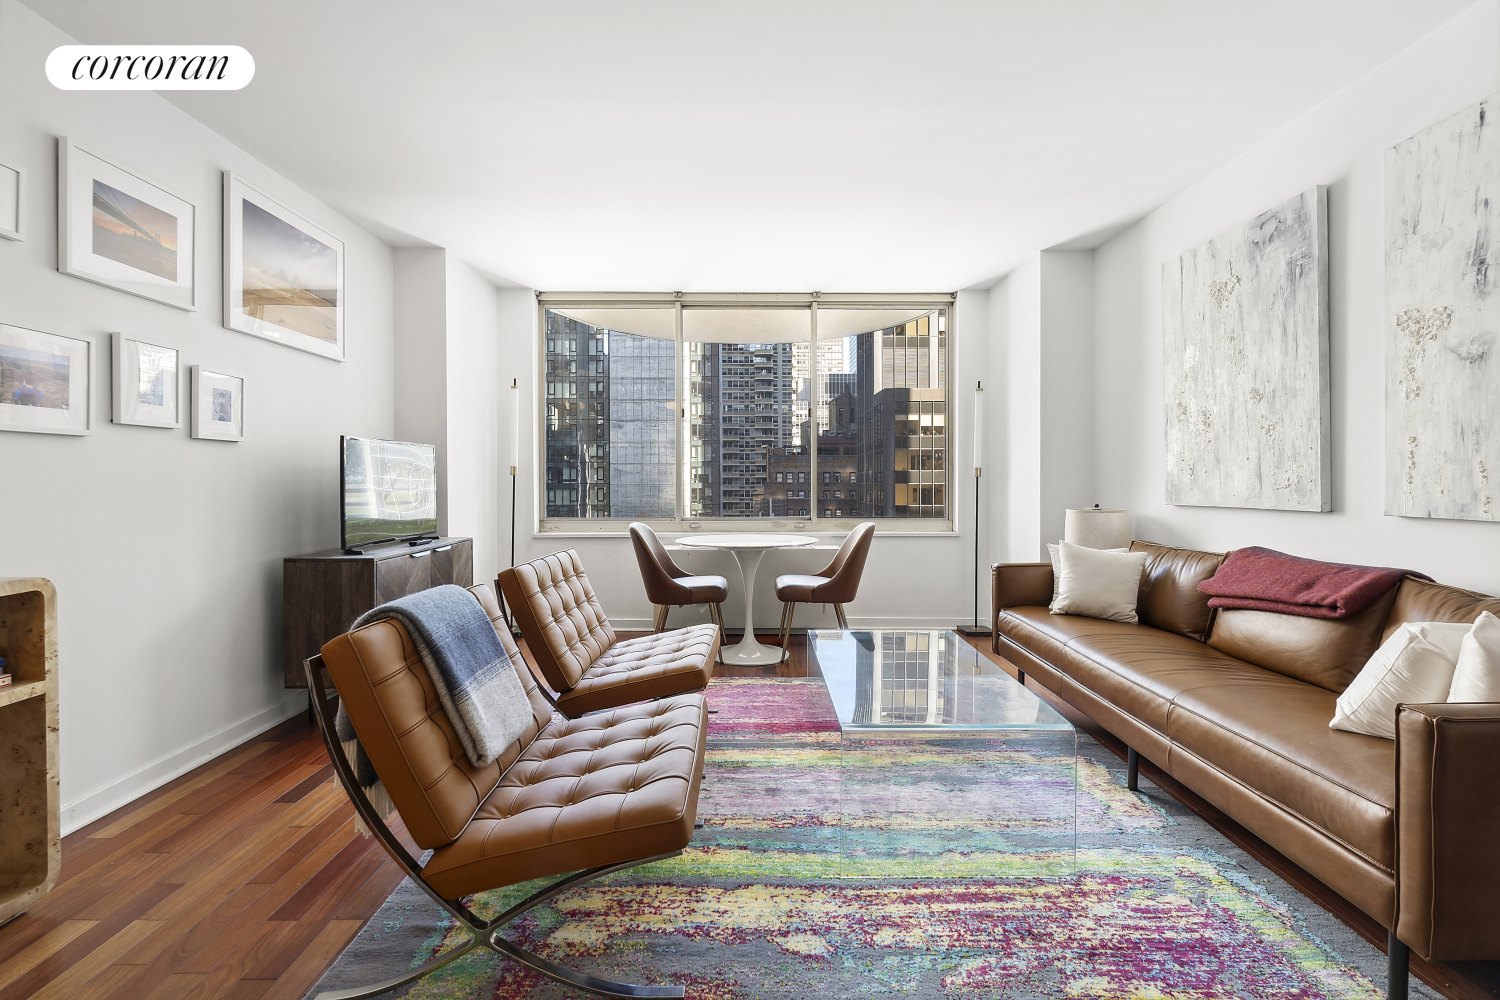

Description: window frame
[534,291,957,535]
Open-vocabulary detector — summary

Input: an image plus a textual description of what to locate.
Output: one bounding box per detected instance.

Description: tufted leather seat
[498,549,718,716]
[424,696,706,897]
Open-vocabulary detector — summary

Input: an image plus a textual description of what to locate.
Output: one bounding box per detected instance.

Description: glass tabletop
[809,629,1073,733]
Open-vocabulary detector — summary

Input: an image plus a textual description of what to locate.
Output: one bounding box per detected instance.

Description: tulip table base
[718,548,784,665]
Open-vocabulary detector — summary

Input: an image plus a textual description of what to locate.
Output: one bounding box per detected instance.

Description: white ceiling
[28,0,1479,291]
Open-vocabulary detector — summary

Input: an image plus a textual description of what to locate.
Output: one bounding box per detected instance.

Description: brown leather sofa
[993,541,1500,998]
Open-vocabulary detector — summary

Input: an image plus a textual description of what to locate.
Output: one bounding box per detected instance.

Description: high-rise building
[852,313,947,517]
[696,342,796,516]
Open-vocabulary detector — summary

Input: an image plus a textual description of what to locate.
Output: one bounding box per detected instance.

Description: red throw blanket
[1197,546,1430,619]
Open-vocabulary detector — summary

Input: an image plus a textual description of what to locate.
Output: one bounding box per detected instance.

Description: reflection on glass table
[809,628,1077,877]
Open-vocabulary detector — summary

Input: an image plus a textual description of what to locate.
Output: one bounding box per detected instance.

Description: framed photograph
[0,322,91,436]
[0,159,23,242]
[223,172,344,361]
[111,333,179,428]
[191,366,244,441]
[57,137,196,310]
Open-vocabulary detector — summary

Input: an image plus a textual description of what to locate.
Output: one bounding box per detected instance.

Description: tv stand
[283,536,472,688]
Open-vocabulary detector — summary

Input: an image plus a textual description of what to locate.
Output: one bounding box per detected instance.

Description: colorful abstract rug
[310,677,1428,999]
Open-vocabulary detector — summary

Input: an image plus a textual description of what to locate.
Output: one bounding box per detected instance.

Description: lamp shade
[1064,508,1130,549]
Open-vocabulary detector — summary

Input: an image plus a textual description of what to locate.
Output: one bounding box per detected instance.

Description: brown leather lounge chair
[498,549,719,717]
[629,522,729,636]
[305,583,706,1000]
[775,521,876,647]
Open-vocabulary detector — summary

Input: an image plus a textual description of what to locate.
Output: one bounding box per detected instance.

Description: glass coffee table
[808,629,1077,877]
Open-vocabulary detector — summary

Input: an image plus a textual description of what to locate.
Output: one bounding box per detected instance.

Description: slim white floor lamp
[957,380,991,638]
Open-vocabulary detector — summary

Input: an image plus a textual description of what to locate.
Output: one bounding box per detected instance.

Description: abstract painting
[223,172,344,361]
[1387,94,1500,520]
[1162,186,1330,511]
[57,138,196,310]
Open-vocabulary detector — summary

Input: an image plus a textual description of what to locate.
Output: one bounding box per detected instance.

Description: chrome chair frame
[303,655,687,999]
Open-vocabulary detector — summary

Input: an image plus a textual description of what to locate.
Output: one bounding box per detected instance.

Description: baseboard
[60,690,310,836]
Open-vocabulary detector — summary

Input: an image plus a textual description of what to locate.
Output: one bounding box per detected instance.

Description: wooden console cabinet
[282,537,473,688]
[0,577,59,928]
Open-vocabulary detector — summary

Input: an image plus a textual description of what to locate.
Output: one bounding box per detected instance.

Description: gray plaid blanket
[333,585,531,798]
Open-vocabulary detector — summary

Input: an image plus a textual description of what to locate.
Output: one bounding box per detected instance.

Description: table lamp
[1064,506,1130,549]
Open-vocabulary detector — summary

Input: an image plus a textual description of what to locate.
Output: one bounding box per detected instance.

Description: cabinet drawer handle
[434,545,452,552]
[410,550,430,559]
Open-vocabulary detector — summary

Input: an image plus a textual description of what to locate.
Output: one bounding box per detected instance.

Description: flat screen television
[341,435,438,551]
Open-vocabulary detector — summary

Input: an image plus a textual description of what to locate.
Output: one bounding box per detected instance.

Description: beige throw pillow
[1047,542,1130,603]
[1331,622,1470,739]
[1450,610,1500,702]
[1049,540,1149,623]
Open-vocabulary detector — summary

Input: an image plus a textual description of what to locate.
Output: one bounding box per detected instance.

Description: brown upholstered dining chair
[775,521,876,646]
[629,522,728,636]
[305,583,706,999]
[498,548,719,717]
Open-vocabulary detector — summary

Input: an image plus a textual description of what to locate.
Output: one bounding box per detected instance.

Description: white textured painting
[1162,187,1330,511]
[1387,95,1500,520]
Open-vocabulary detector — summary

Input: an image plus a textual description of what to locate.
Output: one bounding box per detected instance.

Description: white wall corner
[1038,248,1097,547]
[394,247,451,532]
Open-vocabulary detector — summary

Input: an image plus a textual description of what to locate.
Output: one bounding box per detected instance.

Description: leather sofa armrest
[992,562,1053,614]
[1395,702,1500,961]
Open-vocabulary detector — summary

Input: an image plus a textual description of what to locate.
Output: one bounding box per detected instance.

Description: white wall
[492,288,995,630]
[987,250,1097,563]
[1092,0,1500,593]
[0,0,395,831]
[444,256,500,587]
[393,248,447,524]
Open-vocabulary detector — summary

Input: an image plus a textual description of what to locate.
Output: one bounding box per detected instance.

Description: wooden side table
[0,577,59,927]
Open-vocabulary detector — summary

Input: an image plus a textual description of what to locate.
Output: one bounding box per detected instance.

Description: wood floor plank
[62,964,139,1000]
[56,812,199,888]
[253,920,362,1000]
[175,923,291,1000]
[267,836,379,921]
[333,858,406,921]
[142,973,208,1000]
[79,743,275,840]
[25,919,166,1000]
[0,882,179,999]
[243,859,384,982]
[275,766,333,805]
[214,980,272,1000]
[0,921,97,992]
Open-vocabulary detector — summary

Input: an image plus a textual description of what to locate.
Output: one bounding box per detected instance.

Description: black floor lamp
[957,380,991,638]
[501,377,521,636]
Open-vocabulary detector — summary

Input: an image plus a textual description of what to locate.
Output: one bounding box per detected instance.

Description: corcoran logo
[45,45,254,90]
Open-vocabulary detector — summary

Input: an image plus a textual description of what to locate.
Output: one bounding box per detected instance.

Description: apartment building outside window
[537,293,952,533]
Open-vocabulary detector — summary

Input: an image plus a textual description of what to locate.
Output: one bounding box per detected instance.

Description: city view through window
[542,302,948,523]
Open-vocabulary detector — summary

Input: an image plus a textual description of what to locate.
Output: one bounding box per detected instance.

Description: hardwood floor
[1,629,1493,999]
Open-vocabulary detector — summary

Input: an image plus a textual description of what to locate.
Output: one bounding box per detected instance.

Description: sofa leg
[1016,668,1026,685]
[1387,931,1409,1000]
[1127,747,1139,792]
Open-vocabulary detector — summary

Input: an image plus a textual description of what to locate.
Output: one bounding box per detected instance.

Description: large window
[538,293,952,531]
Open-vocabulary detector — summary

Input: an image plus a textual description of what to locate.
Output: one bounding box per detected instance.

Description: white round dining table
[675,533,818,665]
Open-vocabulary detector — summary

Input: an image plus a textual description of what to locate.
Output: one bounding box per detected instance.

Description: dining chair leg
[778,602,795,661]
[834,603,849,629]
[652,604,669,633]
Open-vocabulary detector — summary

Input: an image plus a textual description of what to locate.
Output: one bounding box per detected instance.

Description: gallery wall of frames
[0,0,396,835]
[0,138,347,440]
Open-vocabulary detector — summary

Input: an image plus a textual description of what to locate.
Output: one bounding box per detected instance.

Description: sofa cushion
[1130,540,1225,642]
[1382,576,1500,644]
[998,607,1273,733]
[1207,582,1399,693]
[1169,678,1395,870]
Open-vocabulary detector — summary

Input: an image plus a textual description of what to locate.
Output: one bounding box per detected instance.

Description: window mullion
[809,302,818,528]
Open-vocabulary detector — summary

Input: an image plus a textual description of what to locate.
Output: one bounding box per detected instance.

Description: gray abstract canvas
[1162,187,1331,511]
[1387,95,1500,520]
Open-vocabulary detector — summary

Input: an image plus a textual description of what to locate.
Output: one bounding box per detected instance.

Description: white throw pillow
[1449,610,1500,702]
[1047,542,1130,603]
[1049,540,1149,623]
[1331,622,1471,739]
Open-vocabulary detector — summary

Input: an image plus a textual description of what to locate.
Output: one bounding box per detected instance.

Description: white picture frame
[0,322,91,436]
[222,172,345,361]
[0,160,24,242]
[191,365,244,441]
[57,137,196,310]
[111,332,180,428]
